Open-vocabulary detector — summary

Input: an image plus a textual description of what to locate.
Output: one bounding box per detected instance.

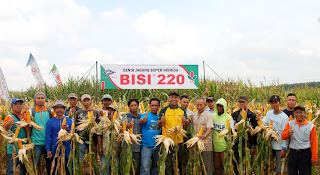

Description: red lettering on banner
[148,74,151,85]
[132,74,135,85]
[120,75,130,85]
[137,75,145,85]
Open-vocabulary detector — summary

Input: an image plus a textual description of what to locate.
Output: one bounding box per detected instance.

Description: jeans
[34,145,51,175]
[7,154,26,175]
[140,146,160,175]
[272,149,283,174]
[79,143,89,163]
[100,155,120,175]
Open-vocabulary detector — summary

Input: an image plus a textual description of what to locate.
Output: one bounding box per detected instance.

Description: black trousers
[288,148,311,175]
[165,144,184,175]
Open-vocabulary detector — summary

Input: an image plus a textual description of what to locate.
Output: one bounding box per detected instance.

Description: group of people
[3,90,318,175]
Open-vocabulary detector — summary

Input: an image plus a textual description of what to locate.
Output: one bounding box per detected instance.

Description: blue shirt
[123,112,141,152]
[46,117,72,157]
[64,106,81,117]
[140,112,161,147]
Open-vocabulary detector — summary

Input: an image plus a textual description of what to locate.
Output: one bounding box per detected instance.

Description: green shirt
[7,114,27,154]
[212,98,233,152]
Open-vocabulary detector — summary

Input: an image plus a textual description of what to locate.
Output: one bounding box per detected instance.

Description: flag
[49,64,62,86]
[0,67,10,101]
[26,53,45,88]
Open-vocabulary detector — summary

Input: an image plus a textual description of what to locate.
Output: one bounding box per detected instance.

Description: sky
[1,0,320,91]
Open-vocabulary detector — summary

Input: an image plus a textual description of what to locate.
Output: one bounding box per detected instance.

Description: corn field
[1,76,320,174]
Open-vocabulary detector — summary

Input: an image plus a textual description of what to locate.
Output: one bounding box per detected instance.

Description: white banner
[100,64,199,89]
[0,67,10,101]
[26,53,45,88]
[49,64,62,86]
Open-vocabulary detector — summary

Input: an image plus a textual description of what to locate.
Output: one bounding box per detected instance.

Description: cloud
[99,8,126,21]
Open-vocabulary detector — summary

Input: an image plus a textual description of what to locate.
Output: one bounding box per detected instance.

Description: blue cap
[11,98,24,106]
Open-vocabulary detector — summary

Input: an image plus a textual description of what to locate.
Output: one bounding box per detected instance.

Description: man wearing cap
[64,93,81,118]
[205,96,216,114]
[97,105,120,175]
[281,105,318,175]
[180,95,194,118]
[283,93,297,118]
[232,95,258,175]
[257,95,289,175]
[46,100,73,175]
[99,94,113,116]
[3,98,28,175]
[31,92,52,174]
[74,94,100,162]
[158,91,190,175]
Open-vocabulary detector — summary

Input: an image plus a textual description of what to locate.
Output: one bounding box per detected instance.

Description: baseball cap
[81,94,91,101]
[169,91,180,97]
[106,105,118,111]
[102,94,112,101]
[53,100,66,109]
[238,95,248,102]
[11,98,24,106]
[294,105,305,112]
[269,95,280,102]
[68,93,78,99]
[206,96,215,101]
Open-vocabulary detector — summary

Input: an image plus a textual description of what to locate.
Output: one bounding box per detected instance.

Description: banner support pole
[203,61,206,90]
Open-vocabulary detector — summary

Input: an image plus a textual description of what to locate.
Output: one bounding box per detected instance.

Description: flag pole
[96,61,98,103]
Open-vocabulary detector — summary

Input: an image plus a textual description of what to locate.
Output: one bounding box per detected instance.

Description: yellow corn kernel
[241,109,247,120]
[129,127,133,134]
[15,127,21,138]
[71,123,75,133]
[289,115,293,121]
[162,127,167,137]
[113,100,117,106]
[270,120,273,129]
[123,118,127,131]
[113,111,117,122]
[307,112,312,121]
[226,119,230,130]
[198,125,205,136]
[88,111,93,122]
[258,120,263,126]
[62,118,66,125]
[18,139,23,149]
[26,110,31,123]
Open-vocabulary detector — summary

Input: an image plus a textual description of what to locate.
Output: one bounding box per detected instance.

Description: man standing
[258,95,289,175]
[46,100,73,175]
[205,96,216,114]
[3,98,27,175]
[64,93,80,118]
[180,95,194,118]
[158,91,190,175]
[281,105,318,175]
[74,94,100,162]
[139,98,162,175]
[125,98,142,175]
[232,95,258,175]
[283,93,297,118]
[191,97,214,175]
[212,98,233,174]
[31,92,52,174]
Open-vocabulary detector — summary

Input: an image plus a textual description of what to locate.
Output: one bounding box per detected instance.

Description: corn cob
[62,118,66,125]
[162,127,167,137]
[198,125,205,136]
[26,111,31,123]
[15,127,21,138]
[18,139,23,149]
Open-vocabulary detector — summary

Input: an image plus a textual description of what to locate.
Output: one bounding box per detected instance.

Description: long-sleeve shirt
[262,110,289,150]
[281,119,318,161]
[46,117,73,157]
